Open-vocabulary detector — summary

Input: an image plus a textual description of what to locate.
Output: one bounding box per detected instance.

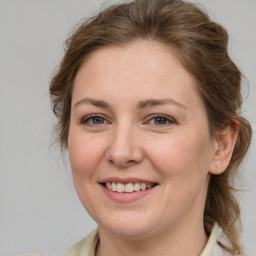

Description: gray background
[0,0,255,255]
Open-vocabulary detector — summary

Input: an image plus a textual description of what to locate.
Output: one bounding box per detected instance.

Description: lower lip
[100,184,157,202]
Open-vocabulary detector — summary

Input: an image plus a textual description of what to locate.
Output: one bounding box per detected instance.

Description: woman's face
[68,40,217,239]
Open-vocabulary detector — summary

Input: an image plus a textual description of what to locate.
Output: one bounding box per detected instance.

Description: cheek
[68,128,105,178]
[68,129,107,217]
[145,132,212,215]
[145,131,212,180]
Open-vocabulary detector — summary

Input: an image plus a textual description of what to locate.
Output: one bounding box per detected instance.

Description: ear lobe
[209,124,238,175]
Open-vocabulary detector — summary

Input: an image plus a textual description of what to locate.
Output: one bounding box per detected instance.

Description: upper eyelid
[146,114,176,122]
[79,113,177,124]
[81,113,110,123]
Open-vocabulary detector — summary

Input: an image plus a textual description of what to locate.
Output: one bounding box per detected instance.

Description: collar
[200,222,220,256]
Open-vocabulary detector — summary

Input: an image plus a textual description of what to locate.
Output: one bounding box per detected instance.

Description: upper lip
[99,177,158,185]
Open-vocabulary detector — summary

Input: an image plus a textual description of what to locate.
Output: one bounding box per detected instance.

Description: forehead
[75,40,189,83]
[72,40,202,110]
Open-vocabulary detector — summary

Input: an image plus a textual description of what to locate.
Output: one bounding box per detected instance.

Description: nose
[105,125,144,168]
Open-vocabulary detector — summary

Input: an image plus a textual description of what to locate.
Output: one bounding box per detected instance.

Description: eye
[147,114,176,126]
[81,114,108,125]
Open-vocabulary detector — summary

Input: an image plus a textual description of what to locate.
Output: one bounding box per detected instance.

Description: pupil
[155,117,166,125]
[93,117,104,124]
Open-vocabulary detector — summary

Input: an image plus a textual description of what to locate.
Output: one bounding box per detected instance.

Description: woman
[47,0,252,255]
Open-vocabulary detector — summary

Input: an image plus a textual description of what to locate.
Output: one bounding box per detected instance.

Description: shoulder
[211,229,237,256]
[66,229,99,256]
[17,231,98,256]
[19,253,44,256]
[201,223,235,256]
[18,247,69,256]
[211,243,233,256]
[17,229,99,256]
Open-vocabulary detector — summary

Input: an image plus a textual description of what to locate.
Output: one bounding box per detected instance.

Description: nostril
[127,159,137,165]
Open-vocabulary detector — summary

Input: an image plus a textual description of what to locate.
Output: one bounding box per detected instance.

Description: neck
[96,218,208,256]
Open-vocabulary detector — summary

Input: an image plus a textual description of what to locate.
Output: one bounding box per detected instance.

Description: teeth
[112,182,117,192]
[116,183,125,192]
[105,182,155,193]
[134,183,140,191]
[124,183,134,193]
[146,183,153,189]
[140,183,146,191]
[106,182,112,190]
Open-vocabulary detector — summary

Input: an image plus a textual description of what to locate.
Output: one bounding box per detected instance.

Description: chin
[96,211,160,239]
[103,223,156,240]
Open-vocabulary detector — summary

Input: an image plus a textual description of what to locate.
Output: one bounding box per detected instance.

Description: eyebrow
[137,99,187,110]
[74,98,111,109]
[74,97,187,110]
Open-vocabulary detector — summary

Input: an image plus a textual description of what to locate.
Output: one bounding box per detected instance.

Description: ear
[209,123,238,175]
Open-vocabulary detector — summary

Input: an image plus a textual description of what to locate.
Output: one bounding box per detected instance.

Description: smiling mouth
[102,182,157,193]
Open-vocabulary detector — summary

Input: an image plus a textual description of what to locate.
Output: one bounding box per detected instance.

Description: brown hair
[49,0,252,254]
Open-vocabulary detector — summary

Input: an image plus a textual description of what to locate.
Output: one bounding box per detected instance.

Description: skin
[68,40,237,256]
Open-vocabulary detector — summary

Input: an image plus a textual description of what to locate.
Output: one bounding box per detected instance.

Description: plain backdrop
[0,0,255,255]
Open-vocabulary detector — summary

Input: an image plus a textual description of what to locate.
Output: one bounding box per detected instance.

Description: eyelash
[80,114,109,126]
[146,114,176,126]
[80,114,176,127]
